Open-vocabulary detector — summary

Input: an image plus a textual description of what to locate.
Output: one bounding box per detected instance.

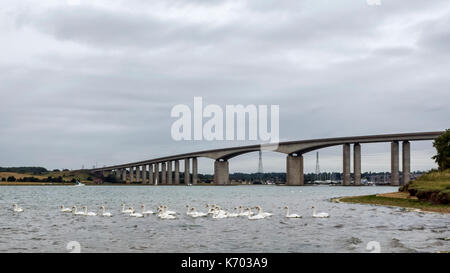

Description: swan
[100,206,112,217]
[130,210,144,218]
[162,206,177,215]
[238,206,254,217]
[159,213,177,220]
[284,206,302,218]
[255,206,273,217]
[248,208,265,220]
[206,204,215,215]
[60,205,72,213]
[72,206,86,216]
[13,204,24,213]
[82,206,97,216]
[186,205,194,215]
[121,204,133,214]
[212,209,228,219]
[141,204,154,215]
[189,208,208,218]
[312,206,330,218]
[226,208,240,218]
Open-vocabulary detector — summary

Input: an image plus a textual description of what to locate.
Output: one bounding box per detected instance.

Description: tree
[432,129,450,171]
[7,176,16,182]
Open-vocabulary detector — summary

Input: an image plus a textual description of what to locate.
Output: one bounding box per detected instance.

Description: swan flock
[12,203,331,220]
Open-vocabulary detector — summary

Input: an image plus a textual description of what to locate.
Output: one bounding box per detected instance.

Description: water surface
[0,185,449,253]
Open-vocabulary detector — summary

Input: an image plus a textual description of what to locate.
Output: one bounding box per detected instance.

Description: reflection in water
[0,185,449,253]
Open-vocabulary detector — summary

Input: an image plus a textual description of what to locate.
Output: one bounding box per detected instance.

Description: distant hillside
[0,167,48,174]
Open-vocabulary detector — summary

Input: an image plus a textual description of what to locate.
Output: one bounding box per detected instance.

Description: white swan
[212,209,228,219]
[162,205,177,215]
[238,206,254,217]
[100,206,112,217]
[255,206,273,217]
[121,204,133,214]
[312,206,330,218]
[13,204,24,213]
[284,206,302,218]
[189,208,208,218]
[186,205,194,215]
[72,206,86,216]
[60,205,72,213]
[206,204,215,215]
[141,204,154,215]
[157,207,177,220]
[82,206,97,216]
[159,213,177,220]
[248,208,265,220]
[130,210,144,218]
[226,208,240,218]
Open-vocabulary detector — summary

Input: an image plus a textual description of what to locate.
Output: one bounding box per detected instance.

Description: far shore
[334,192,450,213]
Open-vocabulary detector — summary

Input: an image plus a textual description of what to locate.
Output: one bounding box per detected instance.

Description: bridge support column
[184,158,190,185]
[136,166,141,183]
[402,141,410,185]
[122,168,127,183]
[148,164,154,185]
[286,154,304,186]
[192,158,198,185]
[142,165,147,184]
[174,160,180,184]
[214,159,229,185]
[161,162,167,184]
[167,161,173,185]
[115,169,121,181]
[343,144,351,186]
[354,143,361,186]
[391,141,399,186]
[129,167,134,184]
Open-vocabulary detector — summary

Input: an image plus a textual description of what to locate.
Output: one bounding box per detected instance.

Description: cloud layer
[0,0,448,173]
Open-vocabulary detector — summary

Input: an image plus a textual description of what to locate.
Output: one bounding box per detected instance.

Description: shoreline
[334,192,450,214]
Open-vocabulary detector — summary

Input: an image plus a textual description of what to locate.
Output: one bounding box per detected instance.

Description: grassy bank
[401,169,450,204]
[338,193,450,213]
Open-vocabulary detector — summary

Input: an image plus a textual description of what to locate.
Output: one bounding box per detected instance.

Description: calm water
[0,185,448,253]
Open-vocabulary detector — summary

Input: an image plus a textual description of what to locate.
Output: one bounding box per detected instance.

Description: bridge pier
[192,158,198,185]
[167,161,173,185]
[214,159,229,185]
[148,164,154,185]
[115,169,121,181]
[142,165,147,184]
[161,162,167,184]
[286,154,304,186]
[354,143,361,186]
[343,144,351,186]
[391,141,400,186]
[402,141,410,185]
[185,158,190,185]
[174,160,180,184]
[122,168,127,183]
[136,166,141,183]
[129,167,134,184]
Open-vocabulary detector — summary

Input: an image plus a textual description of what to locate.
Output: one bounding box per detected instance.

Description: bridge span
[90,131,443,186]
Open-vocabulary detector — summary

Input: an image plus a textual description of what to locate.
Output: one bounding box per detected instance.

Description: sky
[0,0,448,174]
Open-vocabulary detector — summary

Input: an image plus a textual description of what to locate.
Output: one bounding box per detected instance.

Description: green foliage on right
[432,129,450,171]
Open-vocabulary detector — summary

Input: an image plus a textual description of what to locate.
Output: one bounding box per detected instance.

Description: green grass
[340,195,450,213]
[403,169,450,204]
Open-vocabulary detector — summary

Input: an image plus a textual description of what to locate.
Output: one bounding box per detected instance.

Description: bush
[7,176,16,182]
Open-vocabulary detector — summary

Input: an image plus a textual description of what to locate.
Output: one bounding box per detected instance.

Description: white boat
[74,181,85,187]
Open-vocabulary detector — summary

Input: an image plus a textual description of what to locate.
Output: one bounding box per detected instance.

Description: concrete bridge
[90,131,443,186]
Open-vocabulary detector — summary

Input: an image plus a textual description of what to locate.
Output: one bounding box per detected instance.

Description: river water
[0,185,448,253]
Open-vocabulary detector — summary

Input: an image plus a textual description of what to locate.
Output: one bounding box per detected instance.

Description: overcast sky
[0,0,448,174]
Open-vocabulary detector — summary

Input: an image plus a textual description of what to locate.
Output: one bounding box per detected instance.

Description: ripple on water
[0,185,447,253]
